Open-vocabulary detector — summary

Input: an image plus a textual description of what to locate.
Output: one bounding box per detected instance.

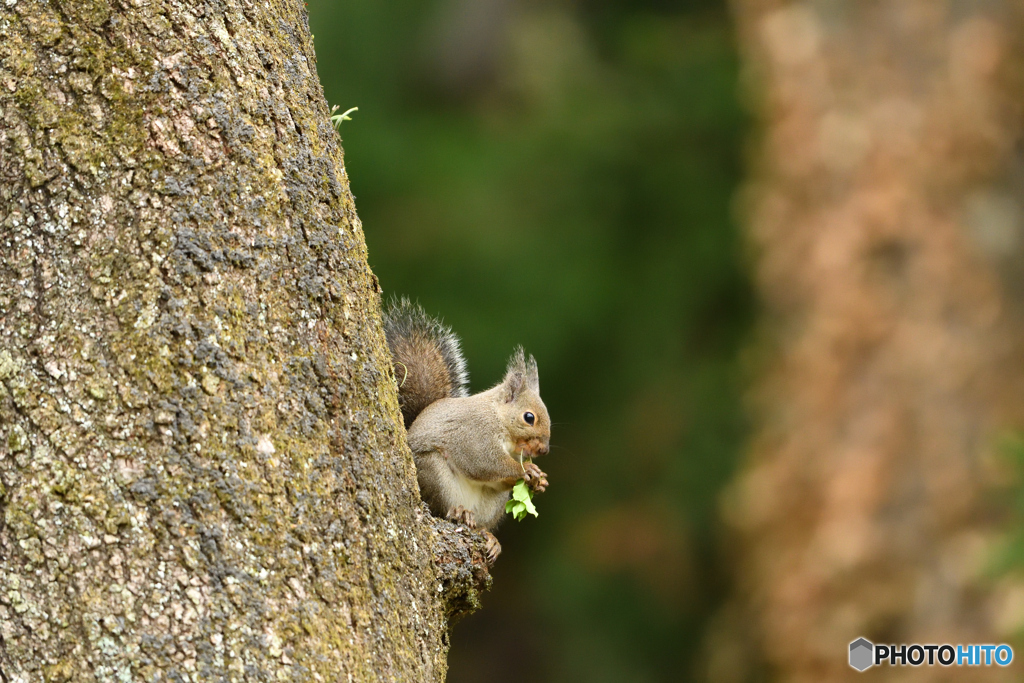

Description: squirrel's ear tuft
[525,353,539,391]
[501,347,538,401]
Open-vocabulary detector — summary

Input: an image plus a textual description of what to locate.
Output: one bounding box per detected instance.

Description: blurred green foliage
[309,0,751,680]
[992,435,1024,577]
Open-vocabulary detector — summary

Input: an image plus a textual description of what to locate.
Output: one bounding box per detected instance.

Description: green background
[309,1,751,679]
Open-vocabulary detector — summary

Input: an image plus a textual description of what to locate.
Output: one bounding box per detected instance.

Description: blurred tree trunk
[717,1,1024,681]
[0,0,487,680]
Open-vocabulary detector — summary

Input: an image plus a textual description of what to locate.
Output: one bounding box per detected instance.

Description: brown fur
[407,351,550,532]
[384,300,551,560]
[390,331,453,425]
[383,298,468,428]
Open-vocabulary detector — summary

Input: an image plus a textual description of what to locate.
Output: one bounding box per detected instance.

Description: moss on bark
[0,0,489,680]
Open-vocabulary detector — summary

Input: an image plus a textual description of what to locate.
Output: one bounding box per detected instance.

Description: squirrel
[383,298,550,563]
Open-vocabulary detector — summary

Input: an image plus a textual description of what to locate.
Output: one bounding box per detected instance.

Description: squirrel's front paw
[522,462,549,493]
[447,505,477,529]
[482,531,502,564]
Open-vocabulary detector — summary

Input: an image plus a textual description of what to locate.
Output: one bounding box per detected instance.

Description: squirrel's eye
[523,412,535,426]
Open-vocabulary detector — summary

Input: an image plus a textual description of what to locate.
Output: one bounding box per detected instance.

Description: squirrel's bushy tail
[383,297,469,428]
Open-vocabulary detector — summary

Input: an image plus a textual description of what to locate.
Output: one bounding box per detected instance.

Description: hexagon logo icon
[849,638,874,671]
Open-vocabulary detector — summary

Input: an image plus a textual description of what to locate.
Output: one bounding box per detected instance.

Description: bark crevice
[0,0,486,677]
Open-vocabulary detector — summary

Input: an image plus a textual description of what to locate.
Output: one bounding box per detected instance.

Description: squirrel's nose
[536,442,549,456]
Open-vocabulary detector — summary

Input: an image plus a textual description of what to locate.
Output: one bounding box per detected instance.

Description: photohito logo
[848,638,1013,671]
[849,638,873,671]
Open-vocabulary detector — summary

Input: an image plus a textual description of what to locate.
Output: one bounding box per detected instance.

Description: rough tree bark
[716,1,1024,681]
[0,0,488,680]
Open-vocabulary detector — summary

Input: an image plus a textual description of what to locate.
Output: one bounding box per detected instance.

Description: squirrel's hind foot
[482,531,501,564]
[446,505,477,529]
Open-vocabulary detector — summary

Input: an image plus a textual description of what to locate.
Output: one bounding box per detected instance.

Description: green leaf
[521,495,537,518]
[505,499,527,520]
[507,479,538,520]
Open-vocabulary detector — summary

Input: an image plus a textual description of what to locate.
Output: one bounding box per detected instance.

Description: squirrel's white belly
[449,468,507,516]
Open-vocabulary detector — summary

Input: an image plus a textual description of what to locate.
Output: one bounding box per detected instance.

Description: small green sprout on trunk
[330,105,358,132]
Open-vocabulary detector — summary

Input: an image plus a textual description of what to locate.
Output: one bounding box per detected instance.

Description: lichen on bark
[0,0,489,680]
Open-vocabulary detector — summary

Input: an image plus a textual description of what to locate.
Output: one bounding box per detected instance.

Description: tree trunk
[0,0,488,680]
[718,1,1024,681]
